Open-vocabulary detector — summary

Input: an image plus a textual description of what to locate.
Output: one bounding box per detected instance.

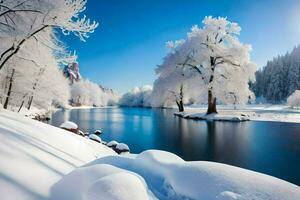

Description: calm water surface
[50,107,300,185]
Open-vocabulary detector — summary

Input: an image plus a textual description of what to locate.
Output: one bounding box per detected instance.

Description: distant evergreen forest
[251,45,300,103]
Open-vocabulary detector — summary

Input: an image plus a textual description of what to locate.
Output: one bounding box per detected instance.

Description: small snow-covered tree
[287,90,300,108]
[173,16,256,114]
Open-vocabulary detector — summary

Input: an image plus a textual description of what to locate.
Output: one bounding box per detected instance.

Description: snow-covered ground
[52,150,300,200]
[0,108,299,200]
[0,109,115,200]
[176,104,300,123]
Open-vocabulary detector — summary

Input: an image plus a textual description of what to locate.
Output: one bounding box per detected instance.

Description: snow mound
[89,134,102,143]
[50,164,152,200]
[107,140,119,147]
[59,121,78,129]
[83,150,300,200]
[116,143,129,151]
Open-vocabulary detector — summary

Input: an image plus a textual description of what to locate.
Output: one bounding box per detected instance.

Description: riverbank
[174,105,300,123]
[18,104,300,124]
[0,109,299,199]
[0,109,115,200]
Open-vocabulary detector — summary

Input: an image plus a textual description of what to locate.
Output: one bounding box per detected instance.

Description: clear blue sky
[59,0,300,93]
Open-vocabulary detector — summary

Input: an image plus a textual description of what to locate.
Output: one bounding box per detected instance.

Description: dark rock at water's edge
[93,130,102,136]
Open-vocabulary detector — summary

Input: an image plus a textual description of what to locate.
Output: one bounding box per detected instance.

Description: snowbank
[50,164,153,200]
[53,150,300,200]
[0,109,115,200]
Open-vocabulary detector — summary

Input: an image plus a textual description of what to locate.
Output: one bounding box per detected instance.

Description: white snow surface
[0,109,115,200]
[59,121,78,129]
[175,112,250,122]
[53,150,300,200]
[50,164,154,200]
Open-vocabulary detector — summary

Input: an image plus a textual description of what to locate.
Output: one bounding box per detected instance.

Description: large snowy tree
[0,28,70,111]
[0,0,97,71]
[151,40,206,111]
[0,0,97,111]
[171,16,256,114]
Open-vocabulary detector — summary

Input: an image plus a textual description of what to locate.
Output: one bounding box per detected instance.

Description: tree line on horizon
[251,45,300,103]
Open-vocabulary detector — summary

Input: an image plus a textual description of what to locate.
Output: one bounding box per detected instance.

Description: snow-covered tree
[99,85,120,106]
[151,40,207,111]
[0,0,98,71]
[152,41,187,111]
[287,90,300,108]
[119,85,153,107]
[165,16,256,114]
[70,79,119,107]
[0,0,96,111]
[0,28,70,111]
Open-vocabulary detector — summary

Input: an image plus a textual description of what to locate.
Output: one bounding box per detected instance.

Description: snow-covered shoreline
[0,109,115,200]
[174,105,300,123]
[18,103,300,124]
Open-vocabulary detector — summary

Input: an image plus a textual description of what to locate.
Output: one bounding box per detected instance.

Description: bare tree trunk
[176,100,184,112]
[3,68,15,109]
[18,100,24,113]
[206,57,218,114]
[27,96,33,110]
[178,84,184,112]
[206,90,217,114]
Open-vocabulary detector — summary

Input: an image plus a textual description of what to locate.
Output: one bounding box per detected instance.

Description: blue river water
[50,107,300,185]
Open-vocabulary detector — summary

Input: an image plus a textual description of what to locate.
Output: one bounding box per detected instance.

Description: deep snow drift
[52,150,300,200]
[0,109,115,200]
